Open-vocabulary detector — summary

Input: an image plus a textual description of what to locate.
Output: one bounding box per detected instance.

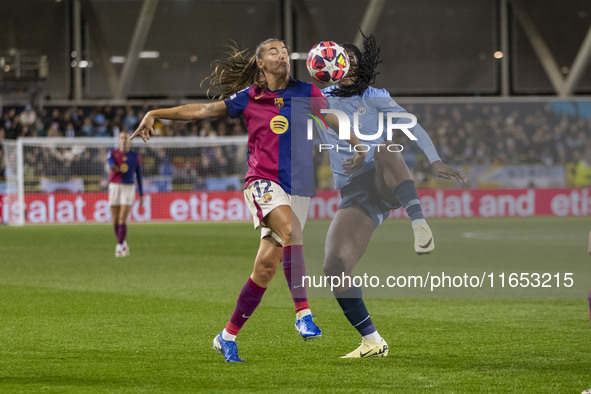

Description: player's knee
[254,258,278,284]
[323,254,347,277]
[276,225,293,246]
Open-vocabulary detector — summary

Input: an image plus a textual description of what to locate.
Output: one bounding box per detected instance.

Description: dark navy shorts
[339,168,402,228]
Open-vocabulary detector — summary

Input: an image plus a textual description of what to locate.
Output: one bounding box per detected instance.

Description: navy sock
[334,286,376,336]
[393,179,424,221]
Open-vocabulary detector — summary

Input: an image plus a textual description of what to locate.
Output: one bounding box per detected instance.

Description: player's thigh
[266,204,302,245]
[118,205,132,223]
[324,205,375,274]
[261,196,309,245]
[110,205,121,224]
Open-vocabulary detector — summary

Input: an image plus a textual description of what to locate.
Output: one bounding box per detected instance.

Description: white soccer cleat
[341,338,389,359]
[115,244,123,258]
[412,219,434,255]
[121,244,130,257]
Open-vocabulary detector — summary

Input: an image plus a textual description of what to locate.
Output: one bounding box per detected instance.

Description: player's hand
[343,151,366,174]
[131,113,155,142]
[431,160,468,183]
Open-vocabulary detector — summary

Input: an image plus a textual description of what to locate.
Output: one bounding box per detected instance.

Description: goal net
[1,136,248,225]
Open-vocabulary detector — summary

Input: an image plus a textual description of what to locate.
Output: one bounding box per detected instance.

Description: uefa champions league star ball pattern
[306,41,350,84]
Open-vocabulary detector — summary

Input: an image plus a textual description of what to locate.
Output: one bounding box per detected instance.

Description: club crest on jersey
[357,105,366,115]
[274,97,284,108]
[262,193,272,203]
[270,115,289,134]
[120,163,129,173]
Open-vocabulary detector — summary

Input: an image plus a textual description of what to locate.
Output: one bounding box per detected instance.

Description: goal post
[1,136,248,225]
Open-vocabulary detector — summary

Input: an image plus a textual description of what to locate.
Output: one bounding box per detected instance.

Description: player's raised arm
[130,101,229,142]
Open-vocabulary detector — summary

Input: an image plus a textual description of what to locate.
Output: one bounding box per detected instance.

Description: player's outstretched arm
[131,101,228,142]
[430,160,468,183]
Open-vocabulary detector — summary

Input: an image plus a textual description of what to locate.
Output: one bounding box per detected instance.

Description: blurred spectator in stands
[199,120,216,137]
[93,110,108,137]
[231,122,245,136]
[19,105,37,127]
[80,117,93,136]
[123,106,138,131]
[47,122,61,137]
[65,122,76,137]
[217,121,228,136]
[188,123,199,137]
[19,125,32,138]
[30,117,46,137]
[212,146,229,176]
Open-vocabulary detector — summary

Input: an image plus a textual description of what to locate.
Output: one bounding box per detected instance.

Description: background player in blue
[319,34,467,358]
[108,131,144,257]
[132,38,365,362]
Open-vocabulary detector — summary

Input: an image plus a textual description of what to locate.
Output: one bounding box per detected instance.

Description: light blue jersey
[319,86,440,189]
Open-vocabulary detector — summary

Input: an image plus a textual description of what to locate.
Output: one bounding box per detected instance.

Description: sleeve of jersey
[384,93,441,164]
[107,150,115,167]
[135,155,144,197]
[223,88,250,119]
[310,84,327,112]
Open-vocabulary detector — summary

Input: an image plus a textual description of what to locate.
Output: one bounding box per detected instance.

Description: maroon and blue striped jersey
[108,149,143,196]
[224,78,325,197]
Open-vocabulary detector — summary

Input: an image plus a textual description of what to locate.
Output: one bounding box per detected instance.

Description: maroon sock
[114,224,120,241]
[117,224,127,244]
[283,245,309,311]
[225,278,266,335]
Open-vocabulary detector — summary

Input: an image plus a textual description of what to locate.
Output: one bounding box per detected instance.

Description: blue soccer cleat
[213,331,244,362]
[295,314,322,340]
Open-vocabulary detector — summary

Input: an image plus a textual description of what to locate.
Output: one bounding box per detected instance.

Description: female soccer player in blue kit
[319,34,467,358]
[132,38,365,362]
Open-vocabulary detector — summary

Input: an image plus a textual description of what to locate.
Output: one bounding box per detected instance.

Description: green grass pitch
[1,217,590,392]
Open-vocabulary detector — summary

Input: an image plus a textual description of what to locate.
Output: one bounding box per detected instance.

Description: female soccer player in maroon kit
[132,38,365,362]
[108,131,144,257]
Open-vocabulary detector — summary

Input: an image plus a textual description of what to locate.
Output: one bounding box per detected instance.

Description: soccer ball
[306,41,350,84]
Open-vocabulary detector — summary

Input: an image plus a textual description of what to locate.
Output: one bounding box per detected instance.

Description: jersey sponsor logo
[274,97,284,108]
[270,115,289,134]
[119,163,129,173]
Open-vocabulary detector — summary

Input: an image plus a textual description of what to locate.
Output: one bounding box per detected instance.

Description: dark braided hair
[327,32,381,97]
